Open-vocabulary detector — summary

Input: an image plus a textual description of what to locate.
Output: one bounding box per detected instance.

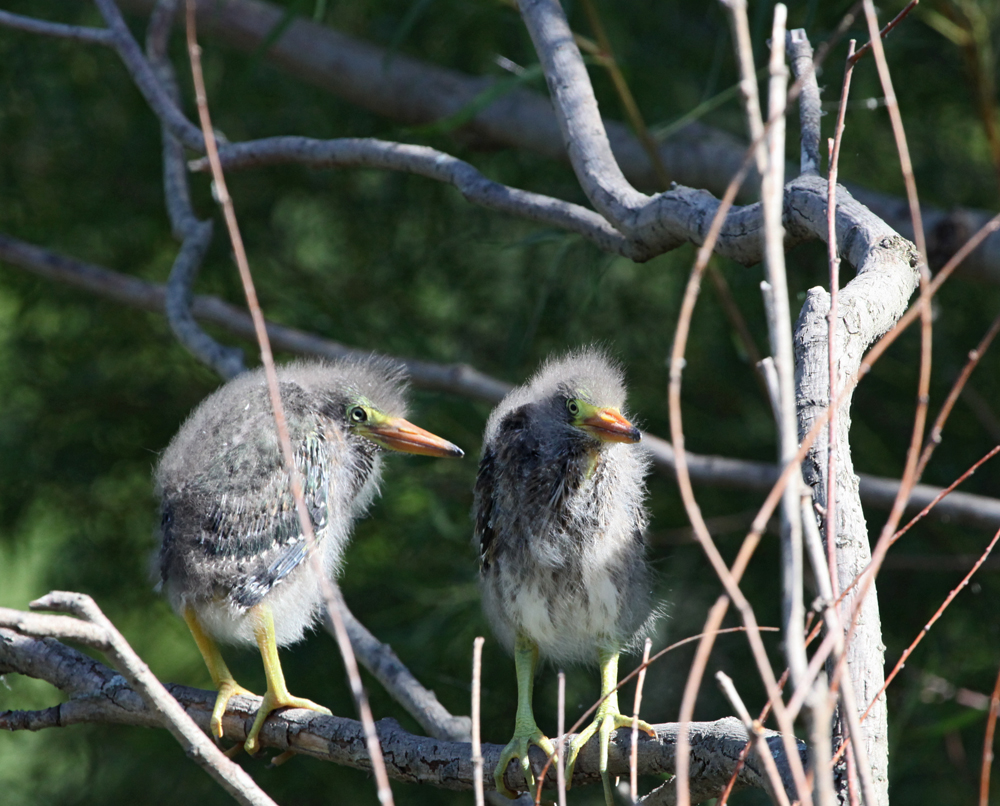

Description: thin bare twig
[849,0,920,66]
[183,4,393,804]
[916,310,1000,480]
[981,661,1000,806]
[715,672,792,806]
[556,671,567,806]
[861,525,1000,724]
[717,669,791,806]
[472,637,485,806]
[630,638,653,802]
[825,37,857,600]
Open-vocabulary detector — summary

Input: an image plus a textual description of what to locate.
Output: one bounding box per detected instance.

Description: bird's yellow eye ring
[566,399,580,416]
[349,406,368,423]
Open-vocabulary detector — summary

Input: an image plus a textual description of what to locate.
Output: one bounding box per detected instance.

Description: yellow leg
[243,603,332,755]
[565,648,656,806]
[183,607,256,739]
[494,634,556,799]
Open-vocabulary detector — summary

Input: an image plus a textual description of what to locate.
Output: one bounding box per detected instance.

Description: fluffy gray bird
[155,356,463,754]
[474,348,655,802]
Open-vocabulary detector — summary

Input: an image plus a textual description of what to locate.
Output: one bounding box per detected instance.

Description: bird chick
[155,356,463,754]
[474,348,655,803]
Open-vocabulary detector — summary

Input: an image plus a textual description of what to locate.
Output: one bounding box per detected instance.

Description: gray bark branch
[92,0,1000,284]
[0,624,806,801]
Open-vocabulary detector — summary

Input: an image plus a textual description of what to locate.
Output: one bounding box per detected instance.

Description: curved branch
[1,595,276,806]
[190,137,643,259]
[148,0,245,379]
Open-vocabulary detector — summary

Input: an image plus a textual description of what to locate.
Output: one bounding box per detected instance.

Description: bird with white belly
[155,355,463,754]
[474,348,656,803]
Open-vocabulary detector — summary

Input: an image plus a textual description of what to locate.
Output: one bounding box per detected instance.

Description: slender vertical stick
[630,638,652,802]
[825,38,857,601]
[472,637,485,806]
[980,661,1000,806]
[556,670,567,806]
[715,672,793,806]
[184,5,393,804]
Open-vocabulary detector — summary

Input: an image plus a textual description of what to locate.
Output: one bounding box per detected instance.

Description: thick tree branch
[7,0,999,280]
[0,624,805,800]
[97,0,1000,283]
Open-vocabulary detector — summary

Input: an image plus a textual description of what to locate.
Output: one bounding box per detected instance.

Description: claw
[244,691,332,756]
[494,728,556,798]
[210,679,256,739]
[566,711,655,803]
[565,648,657,805]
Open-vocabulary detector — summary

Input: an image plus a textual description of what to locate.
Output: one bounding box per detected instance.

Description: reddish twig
[981,661,1000,806]
[891,446,1000,547]
[183,5,393,804]
[848,0,920,67]
[916,310,1000,480]
[861,525,1000,723]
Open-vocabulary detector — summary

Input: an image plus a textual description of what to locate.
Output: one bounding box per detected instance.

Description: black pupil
[352,407,366,422]
[568,401,578,414]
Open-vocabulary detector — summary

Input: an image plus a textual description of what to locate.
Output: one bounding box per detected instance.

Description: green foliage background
[1,0,1000,803]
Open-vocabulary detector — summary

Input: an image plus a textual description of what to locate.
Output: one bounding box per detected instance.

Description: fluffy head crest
[280,354,410,418]
[485,347,628,442]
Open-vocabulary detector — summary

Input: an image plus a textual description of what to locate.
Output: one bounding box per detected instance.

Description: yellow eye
[566,399,580,416]
[349,406,368,423]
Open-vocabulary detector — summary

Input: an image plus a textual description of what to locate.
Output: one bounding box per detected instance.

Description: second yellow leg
[243,603,332,755]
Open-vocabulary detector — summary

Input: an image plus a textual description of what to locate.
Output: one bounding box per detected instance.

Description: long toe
[596,713,656,806]
[564,720,600,787]
[494,729,555,799]
[244,691,332,755]
[210,681,256,739]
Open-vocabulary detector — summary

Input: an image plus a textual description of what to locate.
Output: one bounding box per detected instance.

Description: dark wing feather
[228,439,331,608]
[473,446,498,572]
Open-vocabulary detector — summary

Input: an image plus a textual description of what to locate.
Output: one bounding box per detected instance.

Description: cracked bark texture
[0,627,806,802]
[794,190,920,806]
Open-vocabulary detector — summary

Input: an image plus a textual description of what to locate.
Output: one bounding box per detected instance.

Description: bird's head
[343,400,464,458]
[284,356,464,459]
[562,395,641,445]
[484,347,643,454]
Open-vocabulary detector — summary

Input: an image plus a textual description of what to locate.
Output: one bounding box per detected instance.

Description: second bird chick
[474,348,656,803]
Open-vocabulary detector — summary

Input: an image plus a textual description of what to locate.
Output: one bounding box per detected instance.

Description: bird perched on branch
[155,356,463,754]
[474,348,655,803]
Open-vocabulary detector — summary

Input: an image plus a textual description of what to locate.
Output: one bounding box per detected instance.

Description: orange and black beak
[578,404,642,444]
[361,415,464,458]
